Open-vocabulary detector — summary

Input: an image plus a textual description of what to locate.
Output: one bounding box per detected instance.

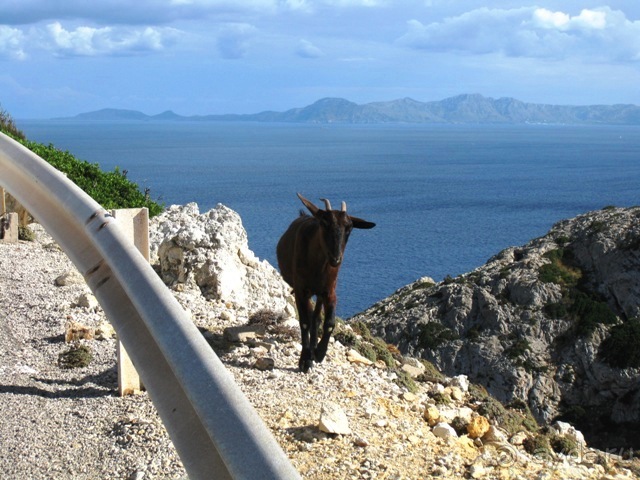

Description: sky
[1,0,640,118]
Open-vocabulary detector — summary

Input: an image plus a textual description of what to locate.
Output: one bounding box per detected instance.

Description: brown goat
[277,193,375,372]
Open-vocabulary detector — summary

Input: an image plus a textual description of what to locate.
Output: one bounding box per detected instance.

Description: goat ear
[350,216,376,229]
[297,193,319,215]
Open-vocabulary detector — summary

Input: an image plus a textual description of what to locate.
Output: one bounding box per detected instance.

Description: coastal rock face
[353,206,640,447]
[150,203,295,321]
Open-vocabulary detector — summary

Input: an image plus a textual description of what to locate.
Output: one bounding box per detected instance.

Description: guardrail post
[1,211,18,243]
[111,208,148,396]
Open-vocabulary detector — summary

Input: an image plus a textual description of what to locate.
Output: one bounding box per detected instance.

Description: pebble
[432,422,458,440]
[318,402,351,435]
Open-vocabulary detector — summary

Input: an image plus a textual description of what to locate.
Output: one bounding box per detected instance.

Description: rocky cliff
[353,206,640,450]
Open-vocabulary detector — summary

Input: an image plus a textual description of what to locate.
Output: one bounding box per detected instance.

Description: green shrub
[505,338,530,359]
[0,104,25,140]
[544,302,568,319]
[393,368,418,393]
[349,320,371,338]
[18,225,35,241]
[371,337,395,367]
[550,434,579,456]
[570,292,617,336]
[508,399,540,432]
[523,434,553,458]
[478,396,538,436]
[417,359,445,383]
[418,322,458,350]
[539,249,581,287]
[18,139,164,217]
[431,392,451,405]
[58,344,93,369]
[539,249,618,338]
[468,383,489,402]
[599,317,640,369]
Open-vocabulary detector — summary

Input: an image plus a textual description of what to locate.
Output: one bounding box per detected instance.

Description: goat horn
[320,198,332,211]
[341,201,347,212]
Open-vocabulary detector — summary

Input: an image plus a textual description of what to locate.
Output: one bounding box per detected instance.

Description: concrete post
[0,212,18,243]
[111,208,149,396]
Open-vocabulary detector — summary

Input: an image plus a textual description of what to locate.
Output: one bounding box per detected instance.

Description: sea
[17,120,640,317]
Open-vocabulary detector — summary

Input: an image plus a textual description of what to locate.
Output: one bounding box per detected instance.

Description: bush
[599,317,640,369]
[570,292,617,336]
[477,395,538,436]
[539,249,581,287]
[418,322,458,350]
[550,434,579,456]
[0,104,25,140]
[18,140,164,217]
[18,225,35,241]
[58,344,93,369]
[523,434,553,458]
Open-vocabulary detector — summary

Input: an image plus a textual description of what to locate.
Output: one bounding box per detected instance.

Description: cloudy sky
[2,0,640,118]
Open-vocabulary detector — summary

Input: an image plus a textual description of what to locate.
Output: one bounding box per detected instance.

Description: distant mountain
[68,94,640,125]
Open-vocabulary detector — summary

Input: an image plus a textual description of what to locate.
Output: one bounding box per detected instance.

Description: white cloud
[398,6,640,63]
[0,26,27,60]
[296,39,323,58]
[43,22,180,57]
[533,8,607,31]
[216,23,258,59]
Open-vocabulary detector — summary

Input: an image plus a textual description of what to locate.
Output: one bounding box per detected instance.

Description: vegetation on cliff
[0,105,163,217]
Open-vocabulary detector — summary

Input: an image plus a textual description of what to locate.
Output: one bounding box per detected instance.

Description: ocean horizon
[18,120,640,317]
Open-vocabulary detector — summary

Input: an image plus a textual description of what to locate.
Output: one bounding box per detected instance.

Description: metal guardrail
[0,132,301,480]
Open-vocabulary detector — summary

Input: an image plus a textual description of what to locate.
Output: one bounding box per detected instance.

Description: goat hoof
[314,349,327,363]
[299,358,314,373]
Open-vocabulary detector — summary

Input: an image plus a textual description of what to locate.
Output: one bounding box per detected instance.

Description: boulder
[151,203,295,320]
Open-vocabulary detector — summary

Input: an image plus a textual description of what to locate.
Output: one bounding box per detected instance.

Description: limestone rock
[224,324,265,343]
[551,421,586,446]
[318,401,351,435]
[76,292,99,310]
[95,322,116,340]
[423,406,440,426]
[347,348,373,366]
[467,416,490,439]
[432,422,457,440]
[55,270,84,286]
[151,203,294,320]
[253,357,275,371]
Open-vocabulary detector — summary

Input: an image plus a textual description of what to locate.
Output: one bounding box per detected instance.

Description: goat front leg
[314,294,336,364]
[309,298,323,354]
[296,292,314,373]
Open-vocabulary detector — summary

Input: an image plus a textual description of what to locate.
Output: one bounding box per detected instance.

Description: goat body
[277,193,375,372]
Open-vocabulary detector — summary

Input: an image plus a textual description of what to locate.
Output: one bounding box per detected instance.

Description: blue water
[18,120,640,317]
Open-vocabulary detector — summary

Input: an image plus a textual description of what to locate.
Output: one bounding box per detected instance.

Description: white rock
[77,292,99,310]
[552,421,586,446]
[318,401,351,435]
[152,203,294,318]
[55,270,84,286]
[449,375,470,393]
[432,422,458,440]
